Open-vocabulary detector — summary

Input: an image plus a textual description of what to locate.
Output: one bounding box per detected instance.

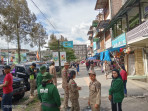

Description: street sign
[61,41,73,48]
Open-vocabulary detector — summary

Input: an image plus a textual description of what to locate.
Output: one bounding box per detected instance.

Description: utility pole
[58,40,61,75]
[39,36,41,61]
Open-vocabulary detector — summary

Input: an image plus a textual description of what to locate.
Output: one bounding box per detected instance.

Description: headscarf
[67,70,76,83]
[112,68,121,79]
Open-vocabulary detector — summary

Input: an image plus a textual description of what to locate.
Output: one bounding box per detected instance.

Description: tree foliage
[48,34,76,62]
[0,0,47,63]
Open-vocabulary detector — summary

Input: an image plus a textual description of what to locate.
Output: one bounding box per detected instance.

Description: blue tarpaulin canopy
[103,50,111,61]
[100,52,104,61]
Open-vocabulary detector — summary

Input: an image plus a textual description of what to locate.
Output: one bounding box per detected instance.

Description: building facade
[73,45,87,59]
[88,0,148,81]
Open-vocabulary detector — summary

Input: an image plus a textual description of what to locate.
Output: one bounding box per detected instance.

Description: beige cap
[88,70,96,75]
[64,62,70,66]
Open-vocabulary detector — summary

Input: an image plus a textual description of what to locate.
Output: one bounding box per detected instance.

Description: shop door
[128,54,135,76]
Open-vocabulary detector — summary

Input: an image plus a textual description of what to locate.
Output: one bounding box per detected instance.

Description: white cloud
[0,0,98,50]
[26,0,98,45]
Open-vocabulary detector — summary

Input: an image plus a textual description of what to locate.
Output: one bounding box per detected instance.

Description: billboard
[52,52,59,66]
[60,52,66,66]
[61,41,73,48]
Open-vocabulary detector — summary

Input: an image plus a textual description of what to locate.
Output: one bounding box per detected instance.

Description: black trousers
[111,102,122,111]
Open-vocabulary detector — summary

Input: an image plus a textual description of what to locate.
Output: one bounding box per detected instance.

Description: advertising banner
[60,52,66,66]
[52,52,59,66]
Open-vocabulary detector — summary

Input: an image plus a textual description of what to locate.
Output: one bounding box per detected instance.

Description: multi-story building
[88,0,148,81]
[73,45,87,59]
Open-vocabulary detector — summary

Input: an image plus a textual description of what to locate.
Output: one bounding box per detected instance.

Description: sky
[1,0,98,51]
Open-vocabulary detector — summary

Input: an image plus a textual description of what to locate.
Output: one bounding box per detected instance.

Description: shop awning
[108,45,126,52]
[104,0,137,31]
[128,36,148,47]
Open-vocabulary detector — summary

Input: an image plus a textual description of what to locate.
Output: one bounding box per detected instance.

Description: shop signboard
[112,33,126,48]
[60,52,66,66]
[105,38,111,49]
[52,52,59,66]
[93,42,97,50]
[61,41,73,48]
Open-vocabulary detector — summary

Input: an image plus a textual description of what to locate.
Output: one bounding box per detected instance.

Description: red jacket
[120,70,127,81]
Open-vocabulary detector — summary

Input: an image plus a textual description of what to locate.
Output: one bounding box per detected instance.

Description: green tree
[0,0,37,63]
[48,34,76,62]
[31,23,48,61]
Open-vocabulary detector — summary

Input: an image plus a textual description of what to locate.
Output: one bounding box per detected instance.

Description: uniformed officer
[49,61,57,87]
[37,72,61,111]
[68,70,81,111]
[88,70,101,111]
[36,65,47,88]
[62,62,70,110]
[28,63,37,98]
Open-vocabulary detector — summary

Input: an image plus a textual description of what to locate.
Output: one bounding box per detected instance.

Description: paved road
[58,64,148,111]
[2,64,148,111]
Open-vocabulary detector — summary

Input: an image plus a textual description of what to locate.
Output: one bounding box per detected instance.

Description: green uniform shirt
[109,77,124,103]
[36,72,43,88]
[37,83,61,111]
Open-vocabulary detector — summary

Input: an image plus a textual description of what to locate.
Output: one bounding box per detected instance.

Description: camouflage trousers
[63,88,69,108]
[30,79,36,96]
[90,104,100,111]
[70,98,80,111]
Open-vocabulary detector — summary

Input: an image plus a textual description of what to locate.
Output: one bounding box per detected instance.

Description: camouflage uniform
[69,79,80,111]
[49,65,57,87]
[89,79,101,111]
[62,67,69,108]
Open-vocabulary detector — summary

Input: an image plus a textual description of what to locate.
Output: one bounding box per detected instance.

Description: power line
[30,0,56,30]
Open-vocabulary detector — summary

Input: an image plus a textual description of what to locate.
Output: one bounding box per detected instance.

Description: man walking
[28,63,37,98]
[88,70,101,111]
[0,65,13,111]
[49,61,57,87]
[62,62,70,110]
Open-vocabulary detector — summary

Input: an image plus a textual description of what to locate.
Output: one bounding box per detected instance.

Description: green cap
[40,65,46,72]
[42,72,53,82]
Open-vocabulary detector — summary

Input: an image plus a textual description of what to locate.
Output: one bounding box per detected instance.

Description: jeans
[1,92,13,111]
[123,80,127,94]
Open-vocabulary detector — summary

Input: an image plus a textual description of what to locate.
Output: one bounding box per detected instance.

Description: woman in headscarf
[108,69,124,111]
